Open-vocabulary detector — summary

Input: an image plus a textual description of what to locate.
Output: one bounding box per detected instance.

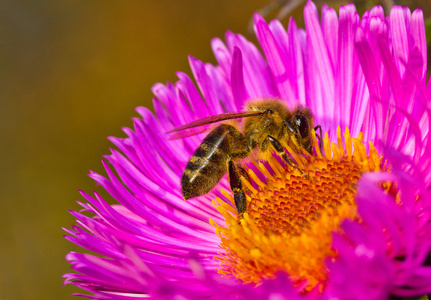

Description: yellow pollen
[210,127,384,292]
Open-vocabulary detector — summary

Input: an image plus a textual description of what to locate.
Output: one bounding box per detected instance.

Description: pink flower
[64,2,431,299]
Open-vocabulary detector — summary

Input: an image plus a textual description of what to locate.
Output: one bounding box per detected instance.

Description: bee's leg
[267,135,308,178]
[267,135,295,166]
[314,125,323,153]
[228,157,247,216]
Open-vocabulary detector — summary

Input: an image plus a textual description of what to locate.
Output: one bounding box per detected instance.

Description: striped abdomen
[181,124,246,199]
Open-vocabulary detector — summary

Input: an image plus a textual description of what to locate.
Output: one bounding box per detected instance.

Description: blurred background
[0,1,430,299]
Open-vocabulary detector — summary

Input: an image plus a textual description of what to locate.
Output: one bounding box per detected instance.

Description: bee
[167,99,320,215]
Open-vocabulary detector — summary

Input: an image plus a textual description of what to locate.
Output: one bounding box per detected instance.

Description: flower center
[210,128,384,292]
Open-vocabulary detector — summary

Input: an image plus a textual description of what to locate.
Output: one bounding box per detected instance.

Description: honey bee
[167,99,320,215]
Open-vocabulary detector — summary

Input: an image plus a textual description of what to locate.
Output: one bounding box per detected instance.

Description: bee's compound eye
[294,115,309,137]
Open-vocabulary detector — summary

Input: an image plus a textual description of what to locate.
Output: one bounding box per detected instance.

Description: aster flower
[64,1,431,299]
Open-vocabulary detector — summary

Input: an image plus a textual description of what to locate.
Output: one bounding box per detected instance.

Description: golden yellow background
[1,1,429,299]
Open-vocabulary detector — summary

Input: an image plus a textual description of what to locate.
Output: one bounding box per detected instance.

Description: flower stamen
[211,127,384,292]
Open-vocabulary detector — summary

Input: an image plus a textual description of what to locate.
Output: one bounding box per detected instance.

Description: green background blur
[1,1,430,299]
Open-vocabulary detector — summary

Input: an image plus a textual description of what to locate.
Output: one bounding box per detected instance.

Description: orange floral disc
[210,128,385,292]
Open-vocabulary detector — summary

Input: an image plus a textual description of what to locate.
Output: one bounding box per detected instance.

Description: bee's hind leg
[267,135,308,178]
[228,158,247,216]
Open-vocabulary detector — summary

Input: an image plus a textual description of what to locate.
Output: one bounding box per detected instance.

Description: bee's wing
[167,125,214,140]
[166,110,266,140]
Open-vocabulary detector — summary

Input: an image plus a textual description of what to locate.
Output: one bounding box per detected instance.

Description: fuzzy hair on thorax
[242,98,313,158]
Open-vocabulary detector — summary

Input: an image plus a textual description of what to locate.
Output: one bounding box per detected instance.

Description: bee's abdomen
[181,125,232,199]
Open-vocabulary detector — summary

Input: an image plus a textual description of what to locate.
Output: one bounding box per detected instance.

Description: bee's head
[286,114,310,139]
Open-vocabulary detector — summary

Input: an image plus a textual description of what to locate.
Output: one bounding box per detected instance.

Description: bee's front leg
[228,158,247,216]
[267,135,308,178]
[314,125,323,153]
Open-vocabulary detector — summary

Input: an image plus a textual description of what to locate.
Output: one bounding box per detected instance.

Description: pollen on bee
[210,127,389,292]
